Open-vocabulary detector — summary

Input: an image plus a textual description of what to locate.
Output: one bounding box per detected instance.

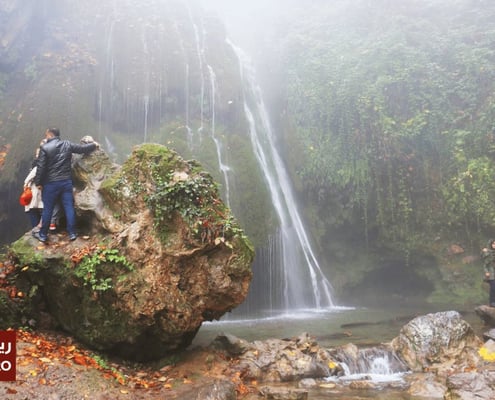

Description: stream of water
[195,304,484,348]
[193,303,486,399]
[228,40,334,313]
[195,307,410,396]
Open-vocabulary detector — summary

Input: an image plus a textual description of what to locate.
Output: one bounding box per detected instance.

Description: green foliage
[9,240,44,268]
[149,172,215,224]
[146,170,248,246]
[23,60,38,82]
[277,0,495,249]
[74,247,134,292]
[0,71,6,99]
[442,156,495,229]
[90,353,127,384]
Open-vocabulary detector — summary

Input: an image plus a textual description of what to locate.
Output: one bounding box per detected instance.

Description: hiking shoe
[32,231,48,243]
[69,234,77,241]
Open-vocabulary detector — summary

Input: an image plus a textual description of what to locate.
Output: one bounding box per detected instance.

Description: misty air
[1,0,495,398]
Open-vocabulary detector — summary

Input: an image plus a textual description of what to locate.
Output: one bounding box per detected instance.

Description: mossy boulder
[5,144,254,361]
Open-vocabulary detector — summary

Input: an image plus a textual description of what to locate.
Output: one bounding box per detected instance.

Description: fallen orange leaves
[0,259,24,299]
[0,143,11,170]
[9,329,259,398]
[14,329,168,390]
[231,371,255,396]
[70,244,106,264]
[73,353,92,366]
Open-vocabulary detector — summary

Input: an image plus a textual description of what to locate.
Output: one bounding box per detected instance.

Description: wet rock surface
[1,310,495,399]
[476,304,495,326]
[390,310,482,372]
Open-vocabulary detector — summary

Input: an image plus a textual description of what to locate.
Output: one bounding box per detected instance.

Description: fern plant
[74,248,134,292]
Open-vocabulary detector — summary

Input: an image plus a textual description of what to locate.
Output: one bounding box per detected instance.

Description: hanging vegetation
[277,0,495,250]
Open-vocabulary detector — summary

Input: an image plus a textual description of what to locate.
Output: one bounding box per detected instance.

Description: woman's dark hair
[47,128,60,137]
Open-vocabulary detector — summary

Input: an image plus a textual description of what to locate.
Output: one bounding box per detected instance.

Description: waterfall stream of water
[206,65,232,207]
[187,2,205,144]
[92,0,335,316]
[330,346,408,383]
[186,9,232,206]
[228,40,335,313]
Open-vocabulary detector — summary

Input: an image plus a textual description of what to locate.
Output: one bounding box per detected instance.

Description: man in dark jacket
[481,238,495,307]
[33,128,98,243]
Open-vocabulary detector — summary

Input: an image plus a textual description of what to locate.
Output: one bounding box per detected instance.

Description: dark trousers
[40,179,76,237]
[28,205,61,228]
[489,280,495,306]
[27,208,42,228]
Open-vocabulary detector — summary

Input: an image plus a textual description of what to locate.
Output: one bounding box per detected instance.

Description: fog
[200,0,304,52]
[1,0,492,311]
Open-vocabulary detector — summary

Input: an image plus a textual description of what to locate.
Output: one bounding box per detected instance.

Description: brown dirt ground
[0,329,258,400]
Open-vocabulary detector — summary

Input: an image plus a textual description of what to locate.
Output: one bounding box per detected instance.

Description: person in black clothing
[33,128,98,243]
[481,238,495,307]
[23,139,62,230]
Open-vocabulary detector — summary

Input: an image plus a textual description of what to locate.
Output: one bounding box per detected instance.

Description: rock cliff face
[0,0,45,70]
[7,144,254,360]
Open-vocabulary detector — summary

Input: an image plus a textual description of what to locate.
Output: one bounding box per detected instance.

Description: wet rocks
[444,371,495,400]
[407,373,446,398]
[208,311,495,399]
[259,386,308,400]
[212,332,334,382]
[390,310,482,372]
[329,342,407,376]
[475,305,495,326]
[195,379,237,400]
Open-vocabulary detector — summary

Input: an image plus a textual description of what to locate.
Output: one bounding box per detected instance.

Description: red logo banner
[0,330,16,381]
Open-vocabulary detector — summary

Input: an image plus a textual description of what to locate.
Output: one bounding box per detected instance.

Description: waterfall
[174,21,194,150]
[207,65,232,207]
[185,62,193,149]
[91,1,332,314]
[187,1,205,143]
[330,346,408,383]
[97,17,116,141]
[184,6,232,206]
[228,40,335,312]
[143,94,150,143]
[141,25,150,143]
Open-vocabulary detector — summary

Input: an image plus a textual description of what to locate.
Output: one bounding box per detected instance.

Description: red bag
[19,186,33,206]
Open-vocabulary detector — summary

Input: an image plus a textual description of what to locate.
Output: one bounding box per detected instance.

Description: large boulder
[6,144,254,360]
[211,332,334,382]
[390,311,482,373]
[444,371,495,400]
[475,305,495,326]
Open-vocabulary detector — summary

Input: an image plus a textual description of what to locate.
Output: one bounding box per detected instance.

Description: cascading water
[185,62,193,149]
[91,0,334,315]
[185,6,233,207]
[329,346,408,383]
[206,65,232,207]
[187,2,205,143]
[97,16,116,141]
[228,40,335,313]
[140,26,151,143]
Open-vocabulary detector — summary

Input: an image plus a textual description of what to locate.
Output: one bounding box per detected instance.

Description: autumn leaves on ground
[0,258,255,399]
